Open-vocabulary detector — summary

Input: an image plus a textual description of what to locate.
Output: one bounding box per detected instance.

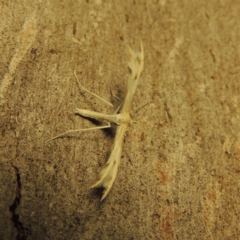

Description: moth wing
[91,124,127,201]
[122,42,144,113]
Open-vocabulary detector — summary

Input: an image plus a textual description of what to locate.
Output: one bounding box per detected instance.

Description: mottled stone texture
[1,0,240,239]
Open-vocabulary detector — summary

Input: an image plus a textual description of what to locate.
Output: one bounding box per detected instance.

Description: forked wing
[91,124,128,201]
[122,42,144,113]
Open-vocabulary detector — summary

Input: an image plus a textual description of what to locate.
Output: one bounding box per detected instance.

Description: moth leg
[114,102,123,114]
[74,70,113,107]
[46,123,111,142]
[110,86,121,101]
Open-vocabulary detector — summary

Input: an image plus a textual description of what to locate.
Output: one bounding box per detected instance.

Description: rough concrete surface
[1,0,240,239]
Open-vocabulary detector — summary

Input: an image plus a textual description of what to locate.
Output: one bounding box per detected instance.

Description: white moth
[49,43,144,201]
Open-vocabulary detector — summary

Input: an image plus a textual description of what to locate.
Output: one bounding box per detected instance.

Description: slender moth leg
[74,70,113,107]
[46,123,111,142]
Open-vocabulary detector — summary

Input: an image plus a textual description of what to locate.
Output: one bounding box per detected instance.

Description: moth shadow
[90,187,104,200]
[79,115,116,138]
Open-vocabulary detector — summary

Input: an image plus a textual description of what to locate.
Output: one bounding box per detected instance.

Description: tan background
[1,0,240,239]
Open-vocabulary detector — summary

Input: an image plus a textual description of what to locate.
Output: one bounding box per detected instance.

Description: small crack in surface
[9,164,29,240]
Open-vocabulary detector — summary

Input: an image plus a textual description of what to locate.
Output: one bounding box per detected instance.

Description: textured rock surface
[1,0,240,239]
